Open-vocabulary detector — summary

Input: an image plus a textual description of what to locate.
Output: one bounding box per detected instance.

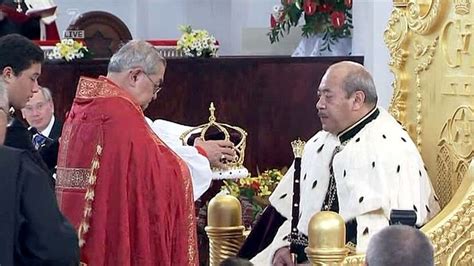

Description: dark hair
[220,257,253,266]
[0,34,44,75]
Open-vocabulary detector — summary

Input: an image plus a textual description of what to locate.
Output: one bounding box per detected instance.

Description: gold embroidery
[77,143,103,248]
[57,123,73,168]
[75,77,146,118]
[56,168,90,188]
[76,77,120,98]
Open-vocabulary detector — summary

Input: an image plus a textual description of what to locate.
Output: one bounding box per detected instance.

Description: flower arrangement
[269,0,353,51]
[177,25,218,58]
[222,169,285,227]
[47,39,90,61]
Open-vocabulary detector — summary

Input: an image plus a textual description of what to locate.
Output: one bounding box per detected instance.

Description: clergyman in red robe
[55,40,198,265]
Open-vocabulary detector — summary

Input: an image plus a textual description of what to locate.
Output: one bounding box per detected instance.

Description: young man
[239,61,440,265]
[56,40,198,265]
[0,34,57,181]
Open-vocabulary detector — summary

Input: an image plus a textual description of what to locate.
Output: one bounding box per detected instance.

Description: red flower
[319,3,333,13]
[251,181,260,191]
[303,0,317,16]
[331,11,345,29]
[270,14,277,28]
[344,0,353,9]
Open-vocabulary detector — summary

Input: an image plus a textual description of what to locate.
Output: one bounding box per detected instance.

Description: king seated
[238,61,440,265]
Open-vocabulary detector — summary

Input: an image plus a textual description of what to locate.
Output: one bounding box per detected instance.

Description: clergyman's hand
[194,138,235,168]
[272,246,294,266]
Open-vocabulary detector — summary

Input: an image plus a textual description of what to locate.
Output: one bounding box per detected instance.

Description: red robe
[55,76,198,265]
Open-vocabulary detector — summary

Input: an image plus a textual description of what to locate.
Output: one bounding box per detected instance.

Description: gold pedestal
[205,195,245,266]
[205,226,245,266]
[306,249,350,266]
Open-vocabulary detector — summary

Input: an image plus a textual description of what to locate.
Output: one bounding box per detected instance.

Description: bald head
[366,225,434,266]
[326,61,378,106]
[316,61,378,134]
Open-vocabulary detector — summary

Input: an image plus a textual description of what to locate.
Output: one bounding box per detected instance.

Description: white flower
[48,39,89,61]
[273,4,283,13]
[65,54,74,61]
[177,25,218,57]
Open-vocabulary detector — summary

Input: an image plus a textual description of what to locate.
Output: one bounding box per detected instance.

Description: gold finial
[305,211,349,264]
[291,138,306,158]
[207,195,242,227]
[209,102,216,123]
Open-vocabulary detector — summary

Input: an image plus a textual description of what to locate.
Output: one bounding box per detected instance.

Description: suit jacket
[0,145,79,265]
[4,117,35,151]
[4,117,54,187]
[48,117,63,140]
[39,117,63,172]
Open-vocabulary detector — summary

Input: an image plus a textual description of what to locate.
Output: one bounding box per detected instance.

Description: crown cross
[455,0,471,15]
[209,102,216,123]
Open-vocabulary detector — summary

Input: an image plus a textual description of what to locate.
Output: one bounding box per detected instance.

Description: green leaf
[178,24,192,34]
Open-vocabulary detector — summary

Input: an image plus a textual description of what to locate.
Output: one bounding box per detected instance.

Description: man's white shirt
[40,115,55,138]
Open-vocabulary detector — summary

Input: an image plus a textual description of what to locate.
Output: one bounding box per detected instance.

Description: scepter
[289,138,305,263]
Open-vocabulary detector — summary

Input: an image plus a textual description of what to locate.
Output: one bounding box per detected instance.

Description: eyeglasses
[23,101,49,113]
[142,72,163,95]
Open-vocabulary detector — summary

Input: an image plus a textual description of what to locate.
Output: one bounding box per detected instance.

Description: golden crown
[291,138,306,158]
[179,102,248,178]
[455,0,470,15]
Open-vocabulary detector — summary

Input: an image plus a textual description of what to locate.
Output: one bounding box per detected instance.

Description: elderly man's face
[22,90,54,132]
[131,63,165,110]
[316,69,354,135]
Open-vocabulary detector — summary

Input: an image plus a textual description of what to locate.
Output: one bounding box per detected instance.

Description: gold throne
[346,0,473,264]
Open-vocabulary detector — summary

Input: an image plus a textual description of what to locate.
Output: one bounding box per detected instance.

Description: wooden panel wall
[40,56,363,174]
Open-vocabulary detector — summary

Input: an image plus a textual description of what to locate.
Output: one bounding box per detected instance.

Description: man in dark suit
[0,78,79,265]
[22,86,62,140]
[22,86,62,171]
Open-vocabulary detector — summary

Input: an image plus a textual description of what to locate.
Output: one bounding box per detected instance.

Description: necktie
[33,134,47,150]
